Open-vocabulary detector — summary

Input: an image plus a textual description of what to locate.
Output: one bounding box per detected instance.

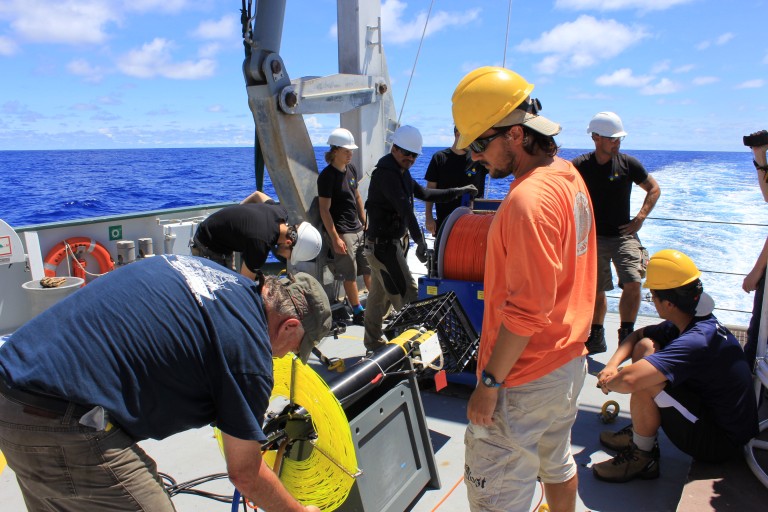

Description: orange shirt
[477,159,596,386]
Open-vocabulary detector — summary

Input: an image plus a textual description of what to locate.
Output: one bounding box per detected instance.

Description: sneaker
[586,326,607,354]
[593,443,660,483]
[352,310,365,326]
[599,424,634,452]
[618,326,633,343]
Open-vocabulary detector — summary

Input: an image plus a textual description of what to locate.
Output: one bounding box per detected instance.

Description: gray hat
[493,97,561,136]
[281,272,331,363]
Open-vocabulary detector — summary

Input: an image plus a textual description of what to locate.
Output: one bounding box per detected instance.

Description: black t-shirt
[197,201,286,271]
[571,152,649,236]
[366,153,459,245]
[424,148,488,229]
[317,163,362,234]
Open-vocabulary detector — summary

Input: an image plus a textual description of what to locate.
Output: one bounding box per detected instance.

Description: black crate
[383,292,479,374]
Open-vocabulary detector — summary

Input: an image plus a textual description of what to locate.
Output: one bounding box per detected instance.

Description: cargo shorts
[596,234,648,291]
[332,231,371,282]
[464,356,586,512]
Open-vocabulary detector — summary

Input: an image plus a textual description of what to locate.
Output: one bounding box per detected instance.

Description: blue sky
[0,0,766,152]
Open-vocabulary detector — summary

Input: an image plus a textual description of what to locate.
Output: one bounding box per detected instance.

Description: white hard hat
[327,128,358,150]
[392,125,423,154]
[587,112,627,138]
[290,222,322,265]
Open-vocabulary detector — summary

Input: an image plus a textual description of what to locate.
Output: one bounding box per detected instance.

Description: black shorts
[658,385,741,463]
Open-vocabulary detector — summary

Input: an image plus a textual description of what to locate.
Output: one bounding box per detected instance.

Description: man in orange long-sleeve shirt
[452,67,597,512]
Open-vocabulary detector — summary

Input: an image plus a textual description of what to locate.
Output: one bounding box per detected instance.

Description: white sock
[632,431,656,452]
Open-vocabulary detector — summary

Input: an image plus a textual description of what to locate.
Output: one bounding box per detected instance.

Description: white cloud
[0,0,120,44]
[516,16,649,74]
[192,15,238,40]
[651,60,670,73]
[123,0,188,13]
[673,64,694,73]
[0,0,193,47]
[1,100,45,122]
[198,43,222,59]
[207,105,224,113]
[640,78,681,95]
[697,32,734,51]
[67,59,106,83]
[555,0,693,11]
[716,32,734,45]
[118,38,216,79]
[692,76,718,85]
[595,68,654,87]
[0,35,18,55]
[381,0,480,45]
[736,79,765,89]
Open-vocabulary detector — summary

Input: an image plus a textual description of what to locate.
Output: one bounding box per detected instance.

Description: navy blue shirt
[0,255,273,442]
[643,316,758,445]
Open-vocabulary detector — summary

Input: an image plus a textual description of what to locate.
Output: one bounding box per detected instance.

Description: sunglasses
[468,126,511,154]
[395,145,418,158]
[598,134,625,142]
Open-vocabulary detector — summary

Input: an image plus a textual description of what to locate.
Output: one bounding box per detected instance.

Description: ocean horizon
[2,146,766,327]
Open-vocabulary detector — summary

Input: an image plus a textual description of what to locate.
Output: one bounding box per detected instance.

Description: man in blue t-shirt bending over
[0,255,330,511]
[594,249,758,483]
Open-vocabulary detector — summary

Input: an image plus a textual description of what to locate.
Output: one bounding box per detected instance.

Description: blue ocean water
[1,146,766,326]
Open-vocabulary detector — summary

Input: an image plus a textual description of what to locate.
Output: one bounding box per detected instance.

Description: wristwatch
[481,370,502,388]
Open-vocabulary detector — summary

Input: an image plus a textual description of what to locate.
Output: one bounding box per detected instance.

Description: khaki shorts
[596,234,646,291]
[464,356,586,512]
[332,231,371,281]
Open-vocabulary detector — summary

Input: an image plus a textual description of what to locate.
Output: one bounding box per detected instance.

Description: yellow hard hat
[643,249,702,290]
[451,67,561,150]
[452,67,534,150]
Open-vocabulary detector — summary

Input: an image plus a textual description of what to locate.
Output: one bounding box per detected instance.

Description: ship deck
[2,309,767,511]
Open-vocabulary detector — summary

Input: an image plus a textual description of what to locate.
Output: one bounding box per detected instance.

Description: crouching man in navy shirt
[0,255,330,511]
[594,249,758,483]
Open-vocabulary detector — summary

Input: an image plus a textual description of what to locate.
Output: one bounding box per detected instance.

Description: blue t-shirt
[643,316,758,445]
[0,255,273,442]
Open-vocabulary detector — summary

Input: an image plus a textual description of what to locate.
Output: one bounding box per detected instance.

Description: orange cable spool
[442,213,493,282]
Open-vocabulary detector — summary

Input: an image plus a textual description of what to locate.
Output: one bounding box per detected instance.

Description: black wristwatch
[481,370,502,388]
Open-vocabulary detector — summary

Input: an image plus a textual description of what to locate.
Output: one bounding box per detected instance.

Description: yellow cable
[216,354,357,511]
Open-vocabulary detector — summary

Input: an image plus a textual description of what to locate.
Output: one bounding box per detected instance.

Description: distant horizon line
[0,146,747,154]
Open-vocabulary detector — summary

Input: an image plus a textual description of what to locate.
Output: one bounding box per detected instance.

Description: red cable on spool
[442,213,493,282]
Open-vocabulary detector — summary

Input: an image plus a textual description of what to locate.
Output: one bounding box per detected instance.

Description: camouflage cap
[281,272,331,363]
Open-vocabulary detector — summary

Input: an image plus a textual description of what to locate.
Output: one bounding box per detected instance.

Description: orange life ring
[43,237,115,282]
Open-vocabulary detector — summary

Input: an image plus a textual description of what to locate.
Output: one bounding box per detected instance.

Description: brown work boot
[586,326,607,354]
[599,424,633,452]
[618,326,633,343]
[593,443,660,483]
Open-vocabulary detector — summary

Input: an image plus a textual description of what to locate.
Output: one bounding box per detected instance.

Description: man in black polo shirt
[191,191,322,280]
[364,125,477,352]
[424,126,488,236]
[572,112,660,354]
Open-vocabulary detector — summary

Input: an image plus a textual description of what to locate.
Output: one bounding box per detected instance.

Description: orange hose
[430,474,464,511]
[443,213,493,281]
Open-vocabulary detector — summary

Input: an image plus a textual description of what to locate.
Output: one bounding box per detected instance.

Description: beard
[484,151,517,180]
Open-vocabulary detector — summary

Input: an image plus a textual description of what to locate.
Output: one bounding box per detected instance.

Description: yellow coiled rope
[216,354,357,511]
